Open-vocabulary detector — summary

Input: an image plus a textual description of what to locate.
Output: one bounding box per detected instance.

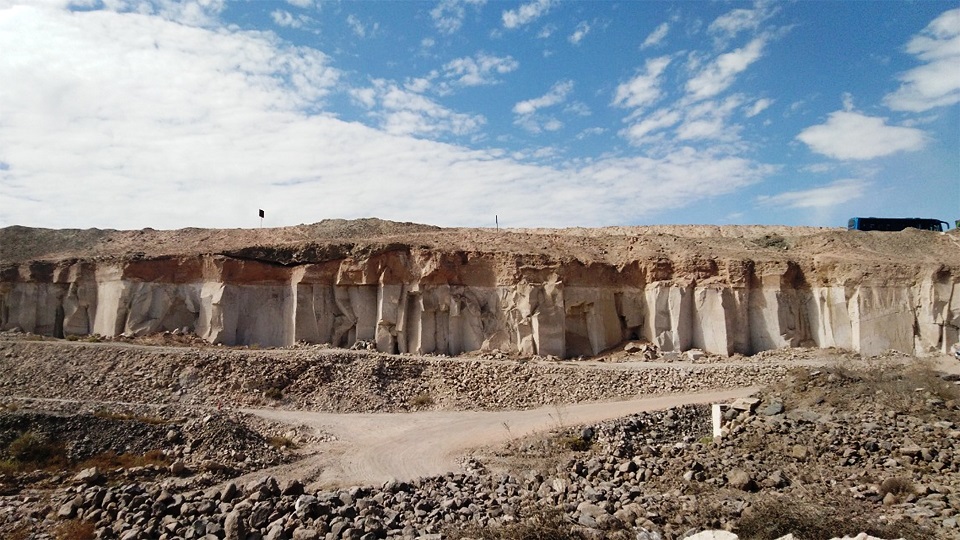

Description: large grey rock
[292,528,319,540]
[726,469,757,492]
[224,510,246,540]
[73,466,102,484]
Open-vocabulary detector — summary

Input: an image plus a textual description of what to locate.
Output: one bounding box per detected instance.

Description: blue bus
[847,217,949,232]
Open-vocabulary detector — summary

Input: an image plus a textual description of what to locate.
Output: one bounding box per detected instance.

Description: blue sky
[0,0,957,230]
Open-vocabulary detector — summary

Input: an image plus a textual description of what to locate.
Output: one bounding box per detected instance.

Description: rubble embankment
[0,339,796,412]
[1,362,957,539]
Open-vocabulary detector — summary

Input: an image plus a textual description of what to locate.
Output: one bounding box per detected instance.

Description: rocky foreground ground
[0,334,958,539]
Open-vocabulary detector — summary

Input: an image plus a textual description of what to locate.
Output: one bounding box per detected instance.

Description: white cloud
[757,179,868,209]
[152,0,226,27]
[796,111,926,160]
[744,97,772,117]
[621,108,681,144]
[271,10,301,29]
[513,80,573,115]
[708,2,776,44]
[543,118,563,131]
[577,127,605,139]
[55,0,226,27]
[502,0,554,29]
[285,0,313,8]
[641,22,669,49]
[675,96,743,141]
[349,87,377,108]
[841,92,854,112]
[575,147,772,217]
[358,80,486,137]
[514,113,563,134]
[536,24,555,39]
[0,4,776,230]
[431,0,485,35]
[612,56,671,109]
[405,77,433,94]
[686,37,765,100]
[568,21,590,45]
[442,52,519,87]
[884,7,960,112]
[564,102,591,116]
[346,14,377,38]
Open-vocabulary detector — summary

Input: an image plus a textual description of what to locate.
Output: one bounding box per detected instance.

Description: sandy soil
[238,387,754,489]
[226,352,960,490]
[3,218,958,267]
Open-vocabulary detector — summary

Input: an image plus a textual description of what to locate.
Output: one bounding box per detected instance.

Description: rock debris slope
[2,219,958,358]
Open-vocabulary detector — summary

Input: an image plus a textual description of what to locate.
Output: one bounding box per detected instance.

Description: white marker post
[712,403,724,439]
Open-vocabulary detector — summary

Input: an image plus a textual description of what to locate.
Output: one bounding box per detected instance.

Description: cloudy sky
[1,1,958,230]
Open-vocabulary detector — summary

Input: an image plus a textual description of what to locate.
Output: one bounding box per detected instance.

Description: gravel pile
[0,341,788,413]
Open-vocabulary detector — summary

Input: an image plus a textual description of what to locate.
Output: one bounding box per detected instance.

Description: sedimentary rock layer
[2,231,957,357]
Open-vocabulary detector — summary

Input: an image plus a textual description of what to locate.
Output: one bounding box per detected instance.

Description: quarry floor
[240,387,758,490]
[4,335,957,489]
[3,335,960,538]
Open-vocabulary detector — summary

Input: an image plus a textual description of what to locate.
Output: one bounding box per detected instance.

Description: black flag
[258,209,265,218]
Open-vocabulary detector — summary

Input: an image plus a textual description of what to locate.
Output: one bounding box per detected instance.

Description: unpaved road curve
[242,387,757,489]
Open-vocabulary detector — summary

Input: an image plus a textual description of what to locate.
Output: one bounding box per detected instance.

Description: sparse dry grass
[752,234,789,250]
[879,476,916,497]
[410,392,434,408]
[2,432,67,472]
[92,409,171,425]
[1,429,169,475]
[736,494,932,540]
[54,519,95,540]
[557,434,591,452]
[4,523,32,540]
[790,359,959,421]
[446,506,594,540]
[267,435,297,449]
[78,449,169,470]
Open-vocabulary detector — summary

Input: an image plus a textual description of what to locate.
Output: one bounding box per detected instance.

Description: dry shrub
[558,434,591,452]
[818,359,959,419]
[753,234,789,250]
[267,435,297,449]
[4,432,67,471]
[410,393,434,408]
[79,449,168,470]
[92,409,170,425]
[4,523,32,540]
[54,519,95,540]
[736,495,931,540]
[446,506,586,540]
[879,476,915,497]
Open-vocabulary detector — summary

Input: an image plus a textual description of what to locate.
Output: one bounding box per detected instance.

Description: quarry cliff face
[1,221,958,358]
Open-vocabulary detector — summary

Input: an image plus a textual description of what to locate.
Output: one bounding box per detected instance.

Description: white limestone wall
[643,283,692,353]
[806,286,854,350]
[62,279,98,336]
[915,273,959,354]
[195,283,293,346]
[2,262,958,358]
[0,283,64,336]
[849,286,917,356]
[122,282,202,336]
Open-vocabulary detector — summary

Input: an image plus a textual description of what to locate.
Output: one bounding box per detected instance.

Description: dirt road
[241,387,757,489]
